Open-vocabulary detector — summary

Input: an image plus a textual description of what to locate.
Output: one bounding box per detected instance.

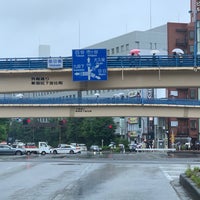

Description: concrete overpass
[0,102,199,118]
[0,55,200,119]
[0,67,200,93]
[0,55,200,93]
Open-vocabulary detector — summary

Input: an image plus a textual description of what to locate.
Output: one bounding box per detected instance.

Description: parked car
[70,143,87,151]
[0,144,26,155]
[90,145,102,152]
[50,144,81,154]
[77,144,87,151]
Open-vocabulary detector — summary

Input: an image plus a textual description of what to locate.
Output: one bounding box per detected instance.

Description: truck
[25,142,51,155]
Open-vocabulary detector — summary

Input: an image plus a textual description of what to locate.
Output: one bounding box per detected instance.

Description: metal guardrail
[0,55,199,70]
[135,148,176,152]
[0,97,200,106]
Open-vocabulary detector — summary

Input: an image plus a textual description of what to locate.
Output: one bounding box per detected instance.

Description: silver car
[0,144,26,155]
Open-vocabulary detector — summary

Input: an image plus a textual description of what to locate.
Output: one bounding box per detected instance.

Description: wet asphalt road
[0,152,199,200]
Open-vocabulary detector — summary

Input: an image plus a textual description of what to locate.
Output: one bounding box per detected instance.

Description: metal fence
[0,97,200,106]
[0,55,198,70]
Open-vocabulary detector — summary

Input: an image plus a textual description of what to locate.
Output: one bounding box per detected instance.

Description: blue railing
[0,55,199,70]
[0,97,200,106]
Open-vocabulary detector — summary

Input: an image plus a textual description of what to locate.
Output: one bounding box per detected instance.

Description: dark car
[0,144,26,155]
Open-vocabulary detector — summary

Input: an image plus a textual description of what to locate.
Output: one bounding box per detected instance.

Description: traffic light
[59,119,67,125]
[108,124,113,129]
[23,118,31,125]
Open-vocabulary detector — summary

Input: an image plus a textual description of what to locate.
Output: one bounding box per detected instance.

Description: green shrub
[181,145,187,150]
[185,167,200,188]
[185,168,193,177]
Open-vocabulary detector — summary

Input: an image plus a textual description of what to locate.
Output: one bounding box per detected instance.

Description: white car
[70,143,87,151]
[50,144,81,154]
[78,144,87,151]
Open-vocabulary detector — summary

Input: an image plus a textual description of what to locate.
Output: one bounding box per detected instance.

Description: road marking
[159,165,188,181]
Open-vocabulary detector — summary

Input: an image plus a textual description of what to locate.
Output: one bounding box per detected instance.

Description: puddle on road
[59,163,124,199]
[56,163,80,165]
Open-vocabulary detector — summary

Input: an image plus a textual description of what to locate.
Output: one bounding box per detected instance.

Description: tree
[80,117,116,147]
[7,117,117,148]
[0,118,9,142]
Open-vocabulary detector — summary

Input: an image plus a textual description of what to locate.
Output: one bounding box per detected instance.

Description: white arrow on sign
[74,72,80,76]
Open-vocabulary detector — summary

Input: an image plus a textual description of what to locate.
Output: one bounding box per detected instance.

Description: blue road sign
[72,49,107,81]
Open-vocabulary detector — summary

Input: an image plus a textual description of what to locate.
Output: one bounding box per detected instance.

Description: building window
[190,120,197,130]
[111,48,115,54]
[121,45,124,52]
[150,42,152,49]
[116,46,119,53]
[126,44,129,51]
[190,89,196,99]
[135,41,140,49]
[189,31,194,40]
[107,49,110,56]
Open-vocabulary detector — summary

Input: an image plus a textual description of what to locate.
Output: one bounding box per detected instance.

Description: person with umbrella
[172,48,184,66]
[150,50,160,66]
[152,53,157,66]
[129,49,140,67]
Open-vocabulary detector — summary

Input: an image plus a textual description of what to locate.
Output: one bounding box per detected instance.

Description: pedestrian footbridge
[0,55,200,93]
[0,55,200,118]
[0,97,200,118]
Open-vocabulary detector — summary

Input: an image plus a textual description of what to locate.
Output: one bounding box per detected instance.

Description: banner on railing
[47,57,63,69]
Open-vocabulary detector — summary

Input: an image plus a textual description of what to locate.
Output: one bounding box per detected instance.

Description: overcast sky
[0,0,190,58]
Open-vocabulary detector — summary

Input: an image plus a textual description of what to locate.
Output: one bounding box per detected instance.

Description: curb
[167,151,200,158]
[168,151,200,158]
[179,173,200,200]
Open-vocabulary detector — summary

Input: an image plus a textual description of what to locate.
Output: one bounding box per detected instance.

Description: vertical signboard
[72,49,107,81]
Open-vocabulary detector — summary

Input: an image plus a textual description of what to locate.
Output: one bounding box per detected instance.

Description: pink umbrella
[130,49,140,55]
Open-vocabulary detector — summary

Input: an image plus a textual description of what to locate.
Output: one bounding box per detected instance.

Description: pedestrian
[119,144,125,154]
[178,54,183,66]
[152,53,157,66]
[130,53,135,67]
